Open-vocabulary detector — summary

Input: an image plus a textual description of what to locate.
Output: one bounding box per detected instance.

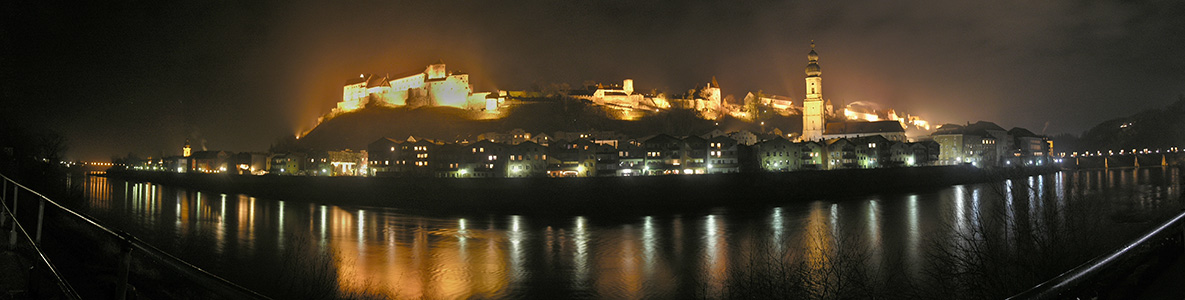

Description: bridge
[1060,148,1185,169]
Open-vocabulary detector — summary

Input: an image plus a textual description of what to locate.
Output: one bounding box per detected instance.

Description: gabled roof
[345,75,370,85]
[513,141,545,149]
[966,121,1006,133]
[707,135,738,143]
[933,124,965,135]
[344,74,390,86]
[466,139,503,149]
[824,121,904,135]
[681,135,707,144]
[851,135,890,144]
[1008,127,1039,138]
[825,138,853,146]
[368,137,403,147]
[367,76,390,87]
[405,136,438,144]
[643,134,681,145]
[934,121,1007,136]
[756,136,793,146]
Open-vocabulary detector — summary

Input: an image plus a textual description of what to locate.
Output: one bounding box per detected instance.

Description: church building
[799,42,905,142]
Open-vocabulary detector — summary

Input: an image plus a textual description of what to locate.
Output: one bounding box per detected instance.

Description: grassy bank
[103,165,1058,216]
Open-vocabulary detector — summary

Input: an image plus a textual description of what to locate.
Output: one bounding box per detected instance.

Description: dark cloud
[3,0,1183,161]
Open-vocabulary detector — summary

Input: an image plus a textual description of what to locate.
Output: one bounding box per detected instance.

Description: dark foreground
[105,165,1057,216]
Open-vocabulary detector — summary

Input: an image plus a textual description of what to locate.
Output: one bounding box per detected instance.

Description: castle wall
[390,73,425,90]
[426,74,472,108]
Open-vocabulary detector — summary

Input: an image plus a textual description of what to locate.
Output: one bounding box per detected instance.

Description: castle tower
[623,79,634,95]
[183,139,192,157]
[708,76,722,107]
[801,41,825,141]
[426,60,446,80]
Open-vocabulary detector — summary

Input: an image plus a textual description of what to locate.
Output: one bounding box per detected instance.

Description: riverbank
[103,165,1058,216]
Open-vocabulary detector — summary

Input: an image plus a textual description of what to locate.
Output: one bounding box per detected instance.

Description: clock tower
[801,41,825,141]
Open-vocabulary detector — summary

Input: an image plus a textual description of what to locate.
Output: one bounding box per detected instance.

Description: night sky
[3,1,1184,161]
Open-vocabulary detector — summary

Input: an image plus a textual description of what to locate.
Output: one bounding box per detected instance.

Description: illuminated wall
[427,74,473,108]
[327,63,495,119]
[802,79,825,140]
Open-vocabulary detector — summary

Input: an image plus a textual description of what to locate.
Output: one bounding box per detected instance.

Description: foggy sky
[4,0,1184,161]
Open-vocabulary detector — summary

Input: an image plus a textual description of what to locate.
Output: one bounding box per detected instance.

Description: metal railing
[2,176,81,299]
[1007,209,1185,299]
[1,172,271,299]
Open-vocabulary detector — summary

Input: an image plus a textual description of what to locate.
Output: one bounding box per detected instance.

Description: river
[76,168,1182,299]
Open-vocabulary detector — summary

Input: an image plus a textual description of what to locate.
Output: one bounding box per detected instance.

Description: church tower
[183,139,192,157]
[801,41,825,141]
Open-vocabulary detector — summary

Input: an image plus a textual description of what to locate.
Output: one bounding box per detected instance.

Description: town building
[853,135,892,168]
[824,121,908,142]
[189,150,231,173]
[460,140,507,178]
[506,141,548,177]
[706,135,741,174]
[327,150,367,176]
[755,137,799,172]
[824,138,857,170]
[1008,127,1051,166]
[547,139,598,177]
[268,153,305,175]
[929,121,1011,167]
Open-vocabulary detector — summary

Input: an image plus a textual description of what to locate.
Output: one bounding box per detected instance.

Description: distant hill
[294,99,794,150]
[1057,96,1185,152]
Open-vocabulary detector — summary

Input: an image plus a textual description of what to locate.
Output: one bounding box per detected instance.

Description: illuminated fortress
[569,78,724,120]
[330,61,499,117]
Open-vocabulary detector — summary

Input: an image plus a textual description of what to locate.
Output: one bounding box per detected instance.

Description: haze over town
[3,1,1184,161]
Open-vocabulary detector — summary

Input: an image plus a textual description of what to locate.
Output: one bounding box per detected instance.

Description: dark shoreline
[100,165,1060,217]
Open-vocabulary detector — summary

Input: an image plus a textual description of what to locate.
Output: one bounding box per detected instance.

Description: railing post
[11,186,16,217]
[7,189,17,249]
[116,236,133,300]
[35,196,46,244]
[1,179,7,227]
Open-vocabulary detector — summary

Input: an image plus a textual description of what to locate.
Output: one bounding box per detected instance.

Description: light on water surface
[76,168,1182,298]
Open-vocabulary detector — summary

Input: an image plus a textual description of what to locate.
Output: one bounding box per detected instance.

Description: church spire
[801,41,825,142]
[806,41,821,77]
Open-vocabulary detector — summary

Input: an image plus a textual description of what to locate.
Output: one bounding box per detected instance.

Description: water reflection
[74,168,1183,299]
[572,216,589,291]
[905,194,920,276]
[701,214,727,296]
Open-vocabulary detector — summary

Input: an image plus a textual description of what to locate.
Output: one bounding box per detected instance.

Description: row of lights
[1066,147,1181,157]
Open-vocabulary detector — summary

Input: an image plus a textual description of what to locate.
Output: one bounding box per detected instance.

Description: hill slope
[1059,96,1185,152]
[295,100,794,150]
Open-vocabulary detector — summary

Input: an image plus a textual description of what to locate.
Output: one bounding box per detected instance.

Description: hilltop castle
[330,61,500,117]
[568,78,724,119]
